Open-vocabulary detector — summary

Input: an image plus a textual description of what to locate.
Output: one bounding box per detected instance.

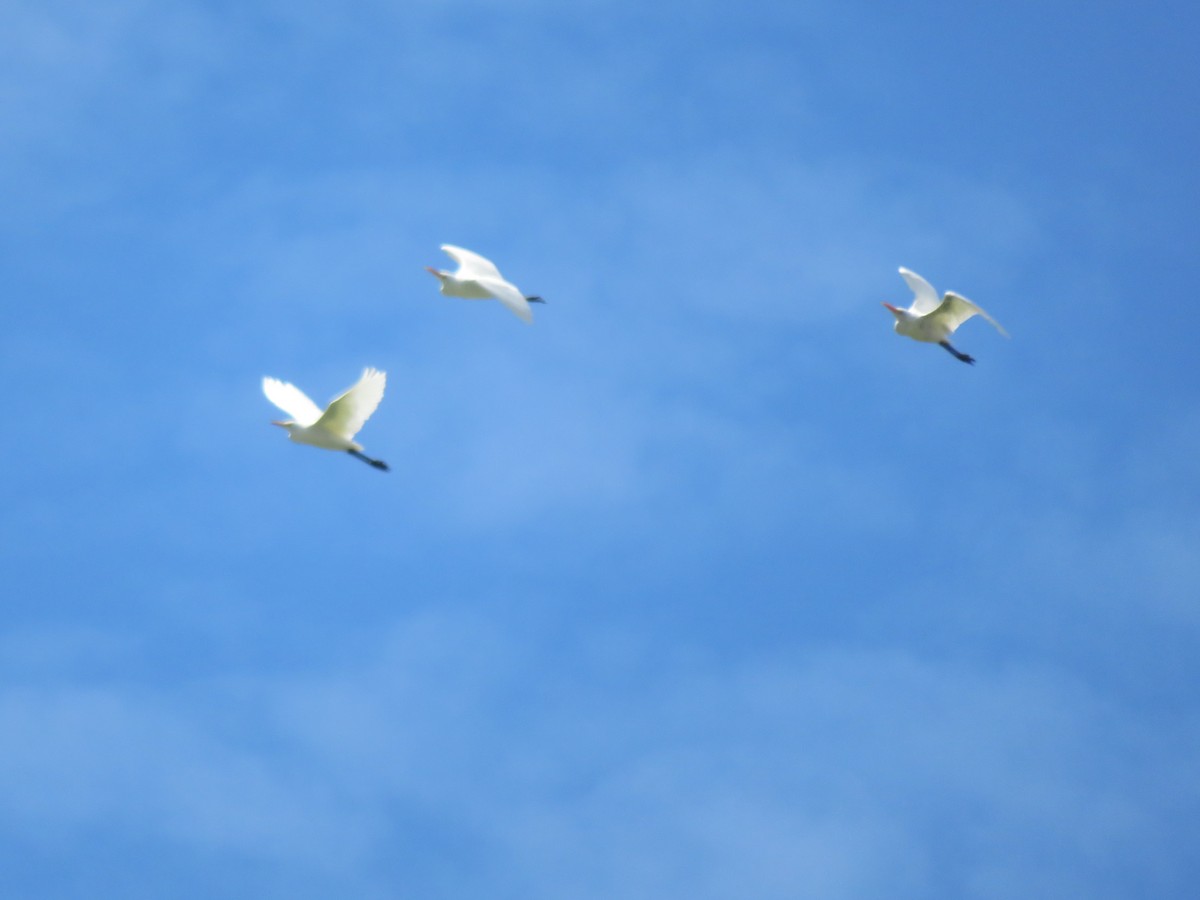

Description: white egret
[883,267,1009,364]
[425,244,544,323]
[262,368,389,471]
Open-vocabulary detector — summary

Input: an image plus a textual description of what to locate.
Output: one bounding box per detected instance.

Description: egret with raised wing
[425,244,544,323]
[263,368,389,471]
[883,267,1008,364]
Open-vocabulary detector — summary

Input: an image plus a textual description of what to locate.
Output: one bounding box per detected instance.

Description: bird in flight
[883,267,1008,364]
[425,244,545,323]
[262,367,389,471]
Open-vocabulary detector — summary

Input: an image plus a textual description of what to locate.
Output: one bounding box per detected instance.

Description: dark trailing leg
[348,449,389,471]
[939,341,975,365]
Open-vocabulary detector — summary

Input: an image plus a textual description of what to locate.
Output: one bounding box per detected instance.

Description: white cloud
[2,2,1197,896]
[4,610,1191,898]
[0,684,375,873]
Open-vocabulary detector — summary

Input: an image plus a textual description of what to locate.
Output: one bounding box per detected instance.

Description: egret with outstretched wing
[882,267,1008,364]
[263,368,389,470]
[425,244,544,323]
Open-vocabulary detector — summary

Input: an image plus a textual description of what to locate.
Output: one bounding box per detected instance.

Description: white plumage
[883,267,1008,364]
[262,368,389,470]
[425,244,543,324]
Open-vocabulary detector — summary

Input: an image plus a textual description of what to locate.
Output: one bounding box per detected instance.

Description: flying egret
[262,368,389,471]
[883,267,1009,364]
[425,244,545,323]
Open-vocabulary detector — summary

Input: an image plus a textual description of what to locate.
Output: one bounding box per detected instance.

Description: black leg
[525,295,546,304]
[939,341,975,365]
[348,449,390,471]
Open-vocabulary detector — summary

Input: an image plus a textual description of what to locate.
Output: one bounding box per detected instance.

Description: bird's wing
[262,377,324,426]
[898,267,942,315]
[479,277,534,323]
[441,245,503,280]
[934,292,1010,337]
[316,368,387,439]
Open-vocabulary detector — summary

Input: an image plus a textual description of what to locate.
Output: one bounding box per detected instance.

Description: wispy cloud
[4,612,1195,898]
[3,1,1199,896]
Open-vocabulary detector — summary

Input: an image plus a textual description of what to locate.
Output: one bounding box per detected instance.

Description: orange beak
[881,302,900,313]
[271,420,288,427]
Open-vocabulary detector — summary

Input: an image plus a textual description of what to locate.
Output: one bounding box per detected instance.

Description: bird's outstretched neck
[348,449,390,471]
[939,341,975,365]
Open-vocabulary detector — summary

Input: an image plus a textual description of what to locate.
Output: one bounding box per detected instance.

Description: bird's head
[271,419,296,432]
[425,266,449,293]
[881,301,910,328]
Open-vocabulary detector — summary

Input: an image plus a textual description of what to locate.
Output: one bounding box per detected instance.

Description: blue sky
[2,0,1199,896]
